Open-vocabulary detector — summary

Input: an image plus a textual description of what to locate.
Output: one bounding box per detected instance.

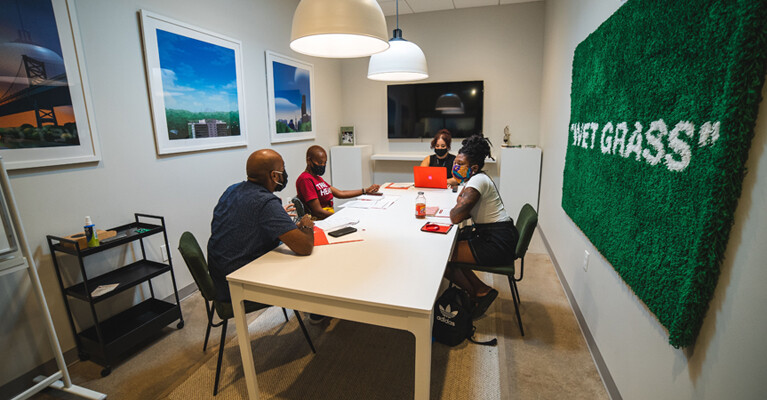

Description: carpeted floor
[29,251,607,400]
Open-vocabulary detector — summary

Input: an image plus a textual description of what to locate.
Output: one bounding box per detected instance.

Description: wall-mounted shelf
[371,152,497,163]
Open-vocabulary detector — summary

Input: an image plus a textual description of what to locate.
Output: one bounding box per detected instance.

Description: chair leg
[282,307,289,322]
[213,319,228,396]
[203,301,214,352]
[507,275,525,336]
[293,310,316,354]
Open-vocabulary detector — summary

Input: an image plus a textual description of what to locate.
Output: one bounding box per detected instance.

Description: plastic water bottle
[415,192,426,219]
[84,216,99,247]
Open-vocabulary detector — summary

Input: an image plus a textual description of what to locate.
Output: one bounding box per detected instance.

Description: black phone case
[328,226,357,237]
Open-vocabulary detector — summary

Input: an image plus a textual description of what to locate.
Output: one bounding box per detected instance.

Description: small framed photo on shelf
[340,126,355,146]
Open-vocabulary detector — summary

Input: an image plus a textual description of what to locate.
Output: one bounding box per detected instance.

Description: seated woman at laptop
[296,145,380,220]
[420,129,459,187]
[445,134,519,319]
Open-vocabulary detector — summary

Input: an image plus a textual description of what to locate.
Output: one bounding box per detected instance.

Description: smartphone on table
[328,226,358,237]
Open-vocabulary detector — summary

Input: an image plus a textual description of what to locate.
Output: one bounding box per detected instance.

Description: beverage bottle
[84,216,99,247]
[415,192,426,219]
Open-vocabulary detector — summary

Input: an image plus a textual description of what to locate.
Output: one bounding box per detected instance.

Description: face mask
[311,163,326,176]
[273,170,288,192]
[435,148,448,157]
[452,164,472,182]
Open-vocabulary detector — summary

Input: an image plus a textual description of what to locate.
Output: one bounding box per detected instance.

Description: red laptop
[413,166,448,189]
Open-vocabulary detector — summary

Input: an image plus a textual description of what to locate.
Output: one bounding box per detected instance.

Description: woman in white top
[447,134,519,319]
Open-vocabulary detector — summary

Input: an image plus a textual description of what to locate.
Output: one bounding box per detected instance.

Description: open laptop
[414,166,448,189]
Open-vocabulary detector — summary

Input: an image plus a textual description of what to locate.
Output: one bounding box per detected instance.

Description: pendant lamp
[290,0,390,58]
[367,0,428,81]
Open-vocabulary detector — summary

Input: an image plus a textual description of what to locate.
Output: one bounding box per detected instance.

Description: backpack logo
[439,304,458,319]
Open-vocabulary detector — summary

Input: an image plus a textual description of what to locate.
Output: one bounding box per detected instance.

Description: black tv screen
[387,80,483,139]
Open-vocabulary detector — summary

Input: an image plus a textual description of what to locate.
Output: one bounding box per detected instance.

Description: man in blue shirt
[208,149,314,301]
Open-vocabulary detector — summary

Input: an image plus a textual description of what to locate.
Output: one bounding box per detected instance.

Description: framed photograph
[140,10,247,155]
[265,51,315,143]
[0,0,100,170]
[340,126,355,146]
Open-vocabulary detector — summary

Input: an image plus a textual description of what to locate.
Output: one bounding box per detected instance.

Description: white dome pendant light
[367,0,428,81]
[290,0,390,58]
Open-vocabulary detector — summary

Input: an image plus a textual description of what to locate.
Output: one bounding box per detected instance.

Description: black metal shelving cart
[47,213,184,377]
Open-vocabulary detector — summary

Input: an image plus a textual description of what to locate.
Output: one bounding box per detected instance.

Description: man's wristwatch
[362,187,366,194]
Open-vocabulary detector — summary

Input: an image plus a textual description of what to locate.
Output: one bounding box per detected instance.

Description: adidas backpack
[433,285,497,347]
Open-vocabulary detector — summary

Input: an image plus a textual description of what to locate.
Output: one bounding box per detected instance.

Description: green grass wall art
[562,0,767,348]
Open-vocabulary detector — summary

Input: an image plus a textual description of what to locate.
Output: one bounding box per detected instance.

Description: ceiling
[376,0,541,16]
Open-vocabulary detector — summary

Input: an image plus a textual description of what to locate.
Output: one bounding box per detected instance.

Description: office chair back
[178,231,217,303]
[515,204,538,260]
[292,197,307,220]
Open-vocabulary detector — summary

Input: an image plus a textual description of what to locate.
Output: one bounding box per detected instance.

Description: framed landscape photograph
[140,10,247,155]
[265,51,315,143]
[340,126,355,146]
[0,0,100,170]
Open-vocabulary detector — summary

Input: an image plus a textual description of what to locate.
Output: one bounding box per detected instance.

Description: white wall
[0,0,343,385]
[538,0,767,398]
[340,3,545,185]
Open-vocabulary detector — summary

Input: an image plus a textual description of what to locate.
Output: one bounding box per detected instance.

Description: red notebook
[420,222,453,234]
[313,226,329,245]
[313,226,363,246]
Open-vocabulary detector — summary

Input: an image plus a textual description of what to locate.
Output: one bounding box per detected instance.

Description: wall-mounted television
[387,80,484,139]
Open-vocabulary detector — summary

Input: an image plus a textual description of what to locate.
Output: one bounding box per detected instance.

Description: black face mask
[311,163,326,176]
[273,170,288,192]
[435,148,448,157]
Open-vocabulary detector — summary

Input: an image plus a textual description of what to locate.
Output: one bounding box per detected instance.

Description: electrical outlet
[161,244,168,262]
[582,250,590,272]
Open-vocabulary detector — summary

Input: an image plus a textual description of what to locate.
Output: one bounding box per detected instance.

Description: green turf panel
[562,0,767,347]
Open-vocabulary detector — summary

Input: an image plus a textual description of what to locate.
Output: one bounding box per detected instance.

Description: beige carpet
[29,252,607,400]
[166,253,607,400]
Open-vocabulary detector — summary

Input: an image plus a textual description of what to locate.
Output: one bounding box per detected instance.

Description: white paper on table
[341,200,375,209]
[315,215,360,232]
[385,182,413,189]
[435,208,451,218]
[371,195,399,209]
[91,284,119,297]
[340,195,400,210]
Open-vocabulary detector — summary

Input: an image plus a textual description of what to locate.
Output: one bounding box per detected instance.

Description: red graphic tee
[296,171,334,208]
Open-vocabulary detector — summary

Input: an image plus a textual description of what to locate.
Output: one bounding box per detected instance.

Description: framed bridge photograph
[140,10,248,155]
[0,0,100,170]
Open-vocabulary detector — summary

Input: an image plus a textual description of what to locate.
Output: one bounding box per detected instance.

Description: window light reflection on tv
[387,81,484,139]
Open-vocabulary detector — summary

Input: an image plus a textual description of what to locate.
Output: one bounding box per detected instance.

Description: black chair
[291,197,307,221]
[178,231,316,395]
[448,203,538,336]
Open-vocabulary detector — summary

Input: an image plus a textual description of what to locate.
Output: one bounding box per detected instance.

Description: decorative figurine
[503,125,511,147]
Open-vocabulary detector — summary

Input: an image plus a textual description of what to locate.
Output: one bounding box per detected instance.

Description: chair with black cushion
[291,197,307,221]
[178,231,316,395]
[448,203,538,336]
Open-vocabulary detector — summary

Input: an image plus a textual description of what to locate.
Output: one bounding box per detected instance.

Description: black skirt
[458,220,519,266]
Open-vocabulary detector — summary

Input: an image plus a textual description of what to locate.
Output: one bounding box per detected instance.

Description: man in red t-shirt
[295,145,381,220]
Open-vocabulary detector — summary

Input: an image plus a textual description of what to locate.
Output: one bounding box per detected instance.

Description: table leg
[230,283,260,399]
[409,312,433,400]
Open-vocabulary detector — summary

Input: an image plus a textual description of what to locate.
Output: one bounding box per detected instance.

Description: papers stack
[340,195,399,210]
[91,284,119,297]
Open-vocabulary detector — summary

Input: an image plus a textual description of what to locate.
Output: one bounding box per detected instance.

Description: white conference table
[227,186,459,399]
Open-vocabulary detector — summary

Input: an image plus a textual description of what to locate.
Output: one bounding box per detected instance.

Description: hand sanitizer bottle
[84,216,99,247]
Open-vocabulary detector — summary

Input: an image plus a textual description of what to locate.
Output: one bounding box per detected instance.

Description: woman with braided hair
[446,133,519,319]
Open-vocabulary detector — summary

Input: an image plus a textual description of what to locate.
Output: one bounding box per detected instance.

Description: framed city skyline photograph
[0,0,100,170]
[140,10,247,155]
[265,51,315,143]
